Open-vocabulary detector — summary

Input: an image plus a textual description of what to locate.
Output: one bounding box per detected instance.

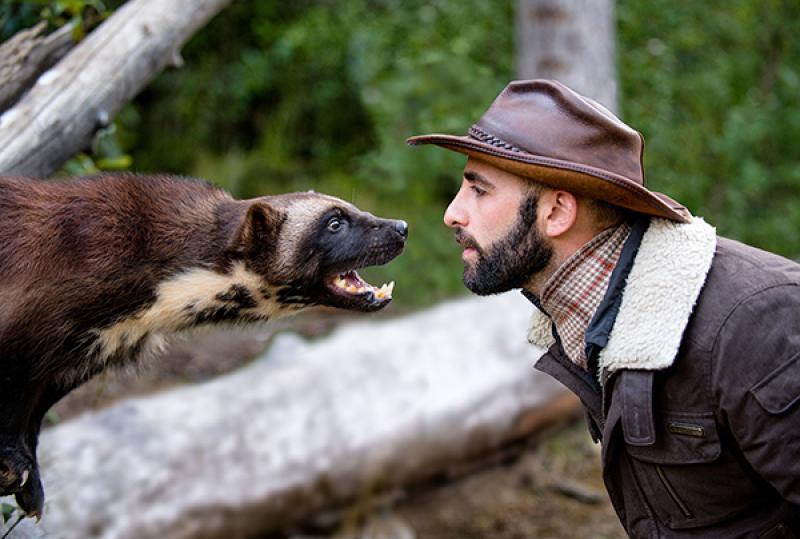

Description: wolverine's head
[224,191,407,313]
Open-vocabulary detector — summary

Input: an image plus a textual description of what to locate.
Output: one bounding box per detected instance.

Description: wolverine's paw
[0,450,31,494]
[0,450,43,518]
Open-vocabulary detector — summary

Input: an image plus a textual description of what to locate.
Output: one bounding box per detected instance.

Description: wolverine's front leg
[0,374,62,518]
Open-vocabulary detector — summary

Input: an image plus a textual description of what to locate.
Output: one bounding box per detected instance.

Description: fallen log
[1,293,573,539]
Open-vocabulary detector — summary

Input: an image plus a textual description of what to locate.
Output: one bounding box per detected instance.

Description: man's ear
[540,190,578,238]
[228,201,283,255]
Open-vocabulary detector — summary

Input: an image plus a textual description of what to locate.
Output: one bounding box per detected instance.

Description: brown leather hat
[407,79,691,222]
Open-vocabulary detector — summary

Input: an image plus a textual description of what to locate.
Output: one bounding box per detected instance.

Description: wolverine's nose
[394,220,408,239]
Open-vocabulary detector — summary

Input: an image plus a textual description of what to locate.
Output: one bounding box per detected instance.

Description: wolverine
[0,173,407,517]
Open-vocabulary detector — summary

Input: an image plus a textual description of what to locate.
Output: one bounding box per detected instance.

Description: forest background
[3,0,800,308]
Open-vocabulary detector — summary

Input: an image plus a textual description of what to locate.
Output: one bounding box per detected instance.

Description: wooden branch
[0,0,233,177]
[0,22,76,115]
[1,294,572,539]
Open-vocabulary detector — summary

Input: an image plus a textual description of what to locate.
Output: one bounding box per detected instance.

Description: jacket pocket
[625,411,760,530]
[750,352,800,414]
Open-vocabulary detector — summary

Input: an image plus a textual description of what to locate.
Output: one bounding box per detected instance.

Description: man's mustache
[454,228,483,255]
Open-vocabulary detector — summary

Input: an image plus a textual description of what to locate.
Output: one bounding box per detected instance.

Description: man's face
[444,158,553,295]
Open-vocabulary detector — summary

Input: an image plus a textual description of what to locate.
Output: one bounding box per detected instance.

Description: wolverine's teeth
[375,281,395,300]
[20,469,29,488]
[334,273,394,299]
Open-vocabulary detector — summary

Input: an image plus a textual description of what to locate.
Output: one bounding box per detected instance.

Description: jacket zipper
[655,465,694,519]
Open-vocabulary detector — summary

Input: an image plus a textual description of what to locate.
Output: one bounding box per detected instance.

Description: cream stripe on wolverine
[90,262,281,364]
[0,173,407,517]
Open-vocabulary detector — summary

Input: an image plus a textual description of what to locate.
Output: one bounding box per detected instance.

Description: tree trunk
[1,293,572,539]
[0,0,232,178]
[0,22,76,115]
[516,0,618,112]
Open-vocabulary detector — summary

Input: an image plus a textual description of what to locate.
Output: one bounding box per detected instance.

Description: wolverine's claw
[15,469,44,519]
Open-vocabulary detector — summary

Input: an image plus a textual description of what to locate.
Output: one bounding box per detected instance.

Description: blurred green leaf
[1,504,14,524]
[95,155,133,170]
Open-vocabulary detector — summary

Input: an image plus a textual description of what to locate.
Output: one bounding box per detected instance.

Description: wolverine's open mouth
[313,217,407,312]
[326,269,395,309]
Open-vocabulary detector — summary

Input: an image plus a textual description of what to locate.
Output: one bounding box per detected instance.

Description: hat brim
[407,133,691,223]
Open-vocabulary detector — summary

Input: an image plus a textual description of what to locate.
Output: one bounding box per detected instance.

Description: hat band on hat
[468,126,524,153]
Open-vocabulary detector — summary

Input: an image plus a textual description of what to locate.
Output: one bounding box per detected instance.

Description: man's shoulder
[711,236,800,282]
[686,236,800,349]
[711,236,800,292]
[700,239,800,419]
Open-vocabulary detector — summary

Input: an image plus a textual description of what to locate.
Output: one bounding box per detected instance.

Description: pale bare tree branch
[0,21,76,115]
[0,0,233,177]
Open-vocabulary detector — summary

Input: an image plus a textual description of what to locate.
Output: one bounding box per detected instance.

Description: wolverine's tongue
[332,270,395,300]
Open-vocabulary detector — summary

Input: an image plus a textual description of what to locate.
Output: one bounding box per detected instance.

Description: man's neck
[522,235,590,297]
[522,221,626,298]
[534,222,633,367]
[523,257,562,298]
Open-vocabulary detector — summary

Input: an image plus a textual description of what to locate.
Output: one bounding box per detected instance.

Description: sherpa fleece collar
[527,217,717,373]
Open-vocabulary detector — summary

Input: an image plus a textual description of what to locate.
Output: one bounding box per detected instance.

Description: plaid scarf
[540,222,632,369]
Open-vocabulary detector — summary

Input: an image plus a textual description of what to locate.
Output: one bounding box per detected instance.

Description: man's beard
[456,192,553,296]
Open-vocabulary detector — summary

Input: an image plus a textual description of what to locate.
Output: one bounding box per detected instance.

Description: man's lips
[454,229,481,259]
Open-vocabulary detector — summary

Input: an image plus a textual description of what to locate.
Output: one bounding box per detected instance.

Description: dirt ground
[51,316,625,539]
[389,423,625,539]
[276,419,625,539]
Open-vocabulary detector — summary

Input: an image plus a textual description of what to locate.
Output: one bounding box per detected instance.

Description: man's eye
[327,218,343,232]
[471,185,486,197]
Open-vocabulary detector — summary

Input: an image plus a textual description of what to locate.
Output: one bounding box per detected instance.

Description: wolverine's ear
[228,201,283,255]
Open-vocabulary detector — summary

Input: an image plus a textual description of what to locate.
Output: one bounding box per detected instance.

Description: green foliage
[130,0,514,306]
[0,504,13,524]
[59,105,138,176]
[124,0,800,305]
[0,503,20,539]
[0,0,118,41]
[618,0,800,254]
[11,0,799,305]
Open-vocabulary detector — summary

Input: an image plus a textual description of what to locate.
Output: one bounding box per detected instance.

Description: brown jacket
[528,217,800,538]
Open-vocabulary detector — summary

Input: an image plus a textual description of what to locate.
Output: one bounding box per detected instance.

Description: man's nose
[444,198,467,229]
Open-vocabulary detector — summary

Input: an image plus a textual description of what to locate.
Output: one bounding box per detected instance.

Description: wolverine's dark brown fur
[0,173,406,516]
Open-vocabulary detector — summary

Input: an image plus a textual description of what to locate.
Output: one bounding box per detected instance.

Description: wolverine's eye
[327,217,344,233]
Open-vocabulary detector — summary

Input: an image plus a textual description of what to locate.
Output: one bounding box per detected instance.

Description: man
[408,79,800,537]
